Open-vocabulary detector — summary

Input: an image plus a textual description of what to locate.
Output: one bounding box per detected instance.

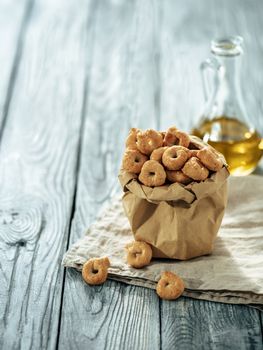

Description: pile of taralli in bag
[119,126,229,261]
[122,127,225,185]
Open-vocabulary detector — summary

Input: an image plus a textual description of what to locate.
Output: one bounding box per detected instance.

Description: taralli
[126,241,152,268]
[182,156,209,181]
[136,129,163,155]
[156,271,185,300]
[162,146,189,170]
[188,137,206,150]
[164,127,190,148]
[125,128,140,150]
[189,149,199,157]
[163,126,177,146]
[122,149,148,174]
[166,170,191,184]
[82,257,110,285]
[139,160,166,186]
[197,147,224,172]
[150,147,168,162]
[121,125,226,188]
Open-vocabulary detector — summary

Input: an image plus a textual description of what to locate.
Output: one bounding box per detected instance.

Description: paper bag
[118,137,230,260]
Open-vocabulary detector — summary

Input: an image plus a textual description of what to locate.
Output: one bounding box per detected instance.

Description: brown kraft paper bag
[118,137,230,260]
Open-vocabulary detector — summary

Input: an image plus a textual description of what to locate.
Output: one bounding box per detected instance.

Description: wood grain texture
[59,0,162,348]
[60,269,160,350]
[161,297,263,350]
[0,0,30,136]
[0,0,90,348]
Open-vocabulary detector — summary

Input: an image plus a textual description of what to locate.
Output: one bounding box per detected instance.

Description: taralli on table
[82,257,110,285]
[126,241,152,268]
[156,271,185,300]
[125,128,140,150]
[164,127,190,148]
[162,146,189,170]
[182,156,209,181]
[122,149,148,174]
[150,147,168,162]
[136,129,163,155]
[166,170,191,184]
[197,147,224,171]
[139,160,166,186]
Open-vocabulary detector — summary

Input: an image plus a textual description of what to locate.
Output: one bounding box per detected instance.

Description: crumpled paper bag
[119,137,230,260]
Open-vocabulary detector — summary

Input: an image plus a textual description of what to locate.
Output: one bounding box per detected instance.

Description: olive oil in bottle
[195,36,263,175]
[192,116,263,175]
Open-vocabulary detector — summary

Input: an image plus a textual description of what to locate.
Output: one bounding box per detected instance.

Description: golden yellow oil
[192,116,263,176]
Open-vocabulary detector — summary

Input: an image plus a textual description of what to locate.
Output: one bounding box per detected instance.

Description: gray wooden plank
[0,0,30,136]
[159,0,263,348]
[161,297,263,350]
[61,269,160,350]
[0,0,91,348]
[59,0,162,349]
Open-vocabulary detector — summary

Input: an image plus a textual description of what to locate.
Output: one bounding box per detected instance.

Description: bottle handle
[200,57,222,101]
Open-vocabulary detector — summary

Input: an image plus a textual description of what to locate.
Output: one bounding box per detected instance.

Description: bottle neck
[214,55,245,118]
[219,56,240,90]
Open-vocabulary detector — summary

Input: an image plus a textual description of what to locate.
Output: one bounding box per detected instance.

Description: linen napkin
[63,175,263,310]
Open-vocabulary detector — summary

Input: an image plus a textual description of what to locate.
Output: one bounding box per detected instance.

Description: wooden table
[0,0,262,349]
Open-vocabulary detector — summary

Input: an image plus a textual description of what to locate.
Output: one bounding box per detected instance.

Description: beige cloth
[63,175,263,310]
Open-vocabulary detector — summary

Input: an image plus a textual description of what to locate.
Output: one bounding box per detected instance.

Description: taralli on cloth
[126,241,152,268]
[82,257,110,285]
[156,271,185,300]
[62,175,263,310]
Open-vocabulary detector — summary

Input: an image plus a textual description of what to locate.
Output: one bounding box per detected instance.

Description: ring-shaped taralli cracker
[82,257,110,285]
[164,127,190,148]
[126,241,152,268]
[182,156,209,181]
[136,129,163,155]
[122,149,148,174]
[156,271,185,300]
[150,147,168,163]
[166,170,191,184]
[197,147,224,171]
[125,128,140,150]
[139,160,166,186]
[162,146,189,170]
